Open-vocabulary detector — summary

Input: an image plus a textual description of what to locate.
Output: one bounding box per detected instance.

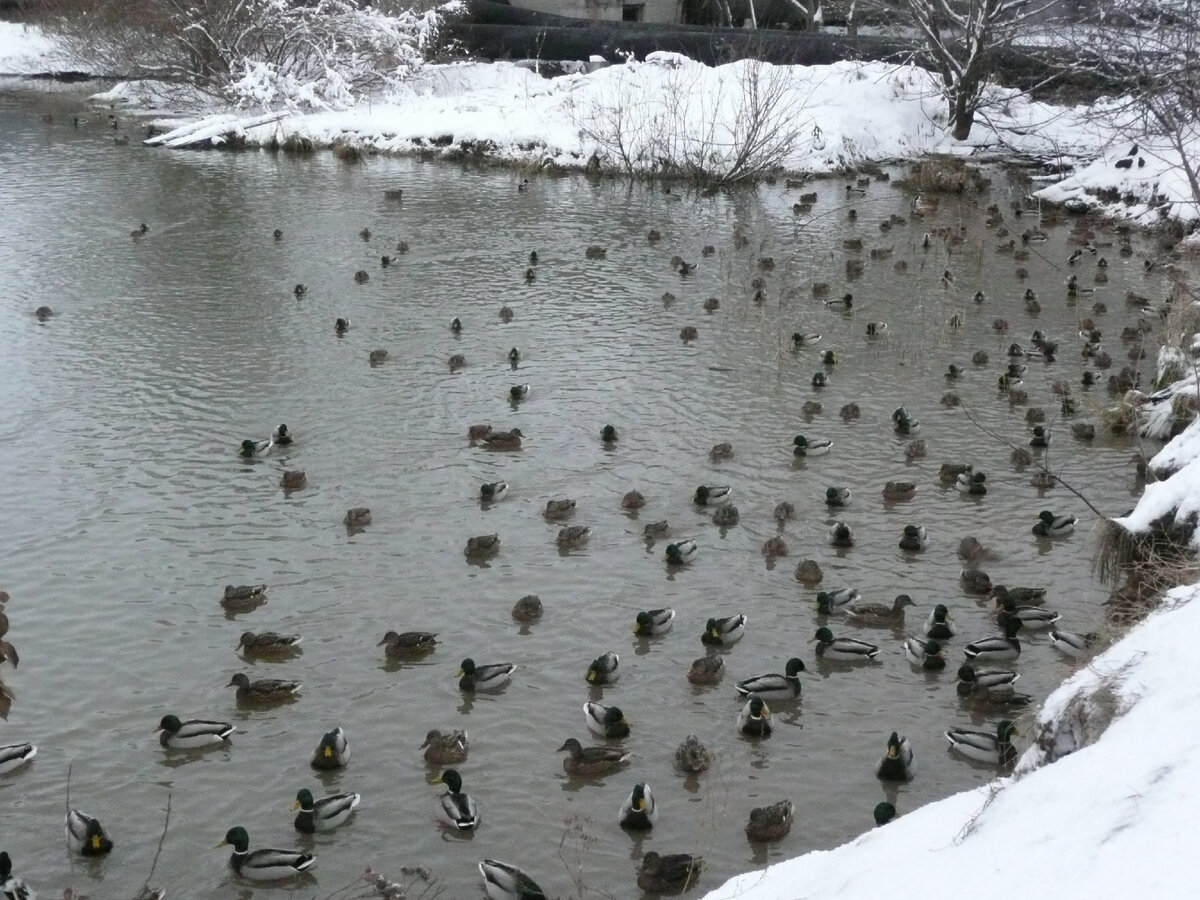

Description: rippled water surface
[0,90,1182,899]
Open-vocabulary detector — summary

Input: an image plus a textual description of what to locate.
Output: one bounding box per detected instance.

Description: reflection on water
[0,89,1183,899]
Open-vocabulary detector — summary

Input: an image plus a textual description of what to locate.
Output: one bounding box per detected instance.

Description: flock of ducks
[6,166,1165,900]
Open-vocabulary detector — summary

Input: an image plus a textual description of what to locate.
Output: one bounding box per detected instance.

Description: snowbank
[0,22,80,75]
[701,578,1200,900]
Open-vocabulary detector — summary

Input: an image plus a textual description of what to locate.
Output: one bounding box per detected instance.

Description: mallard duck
[793,435,832,456]
[902,636,945,670]
[828,521,854,547]
[498,306,514,322]
[824,292,854,309]
[544,498,576,520]
[1030,425,1050,448]
[433,769,479,830]
[819,350,837,366]
[693,485,731,505]
[955,664,1020,695]
[793,559,822,586]
[311,726,350,770]
[840,402,862,421]
[228,673,301,703]
[586,651,620,685]
[449,353,468,372]
[1050,628,1098,658]
[465,534,501,558]
[557,738,629,775]
[774,501,796,523]
[874,802,897,825]
[898,524,928,551]
[557,525,591,548]
[508,347,522,363]
[637,852,704,894]
[735,657,805,700]
[272,424,293,445]
[924,604,956,639]
[946,363,964,379]
[468,424,494,442]
[1011,447,1034,467]
[221,826,314,880]
[293,788,360,833]
[157,715,236,749]
[963,618,1022,661]
[701,614,746,646]
[508,384,530,402]
[482,428,523,450]
[584,702,630,738]
[665,540,698,565]
[712,504,740,527]
[956,471,987,495]
[621,490,646,509]
[280,470,306,490]
[709,442,734,460]
[882,481,917,501]
[990,585,1046,606]
[997,599,1060,630]
[875,732,914,781]
[1033,510,1077,536]
[738,696,772,736]
[815,587,860,614]
[634,608,675,637]
[459,658,515,692]
[960,568,993,595]
[619,783,657,830]
[450,317,463,333]
[0,851,34,900]
[222,585,268,612]
[0,742,36,775]
[378,630,438,657]
[939,463,972,483]
[792,332,822,348]
[674,735,711,773]
[421,729,469,765]
[812,627,879,661]
[848,594,914,626]
[825,486,851,506]
[344,507,372,528]
[958,537,987,561]
[866,322,888,337]
[686,655,724,685]
[643,520,670,538]
[239,438,273,458]
[680,325,699,341]
[893,413,920,434]
[945,720,1019,765]
[1072,423,1096,440]
[479,859,547,900]
[761,536,788,558]
[481,482,508,502]
[745,799,794,842]
[131,222,149,238]
[66,809,113,855]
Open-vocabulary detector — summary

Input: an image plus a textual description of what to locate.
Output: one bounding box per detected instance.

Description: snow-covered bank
[700,576,1199,900]
[0,21,82,75]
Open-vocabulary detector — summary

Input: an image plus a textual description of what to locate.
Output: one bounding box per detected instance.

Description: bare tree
[878,0,1060,139]
[1060,0,1200,214]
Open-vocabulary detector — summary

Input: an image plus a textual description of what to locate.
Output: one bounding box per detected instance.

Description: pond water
[0,88,1181,899]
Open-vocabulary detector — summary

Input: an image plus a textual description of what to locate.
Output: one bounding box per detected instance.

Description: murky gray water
[0,88,1179,899]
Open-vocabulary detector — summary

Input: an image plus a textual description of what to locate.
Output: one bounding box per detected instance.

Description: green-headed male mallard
[963,617,1022,661]
[956,471,987,495]
[239,438,273,459]
[433,769,479,830]
[812,627,879,661]
[828,521,854,547]
[1033,510,1077,537]
[157,715,236,750]
[586,651,619,685]
[272,424,293,445]
[481,482,508,502]
[1050,628,1097,658]
[0,851,35,900]
[701,614,746,647]
[66,809,113,855]
[745,799,794,842]
[584,701,629,738]
[311,726,350,770]
[899,524,928,551]
[293,788,360,833]
[945,720,1019,765]
[924,604,956,638]
[875,731,913,781]
[220,826,314,880]
[901,636,945,670]
[955,664,1020,695]
[665,539,697,565]
[996,598,1060,630]
[459,658,515,692]
[815,587,859,615]
[825,486,851,506]
[0,742,37,775]
[557,737,629,776]
[735,658,805,700]
[793,435,832,456]
[634,608,675,637]
[693,484,731,505]
[619,783,657,831]
[479,859,547,900]
[874,802,897,825]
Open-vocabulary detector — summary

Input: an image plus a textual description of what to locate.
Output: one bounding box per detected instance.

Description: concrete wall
[511,0,681,24]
